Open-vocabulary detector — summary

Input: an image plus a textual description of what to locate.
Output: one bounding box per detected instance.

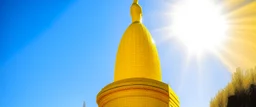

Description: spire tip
[83,101,85,107]
[131,0,142,22]
[133,0,138,3]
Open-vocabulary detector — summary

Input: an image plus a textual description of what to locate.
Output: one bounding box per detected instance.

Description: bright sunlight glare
[170,0,229,55]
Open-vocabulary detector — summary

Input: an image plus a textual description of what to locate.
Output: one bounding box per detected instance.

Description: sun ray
[156,0,256,88]
[212,49,236,72]
[223,0,246,10]
[228,16,256,24]
[218,37,256,70]
[152,26,175,45]
[196,55,205,98]
[176,53,194,93]
[226,1,256,18]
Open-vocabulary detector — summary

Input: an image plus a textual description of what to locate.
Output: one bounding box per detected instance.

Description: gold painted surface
[114,0,161,81]
[97,78,179,107]
[97,1,179,107]
[114,22,162,81]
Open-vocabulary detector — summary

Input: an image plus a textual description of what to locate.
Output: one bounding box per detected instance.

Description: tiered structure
[96,0,179,107]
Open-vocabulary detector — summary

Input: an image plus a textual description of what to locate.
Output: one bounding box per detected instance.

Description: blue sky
[0,0,232,107]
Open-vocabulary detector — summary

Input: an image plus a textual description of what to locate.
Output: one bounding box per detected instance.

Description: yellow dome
[114,0,162,81]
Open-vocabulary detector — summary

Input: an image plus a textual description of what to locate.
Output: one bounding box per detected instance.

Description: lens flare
[170,0,229,55]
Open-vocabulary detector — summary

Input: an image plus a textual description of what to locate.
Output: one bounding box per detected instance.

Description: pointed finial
[83,101,85,107]
[131,0,142,22]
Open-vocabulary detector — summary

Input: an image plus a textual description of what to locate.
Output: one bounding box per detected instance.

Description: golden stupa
[96,0,179,107]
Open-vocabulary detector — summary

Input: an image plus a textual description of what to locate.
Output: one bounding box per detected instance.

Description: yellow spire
[114,0,162,81]
[97,1,179,107]
[131,0,142,22]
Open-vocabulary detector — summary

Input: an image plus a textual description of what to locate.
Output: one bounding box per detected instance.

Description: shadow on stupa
[227,84,256,107]
[210,67,256,107]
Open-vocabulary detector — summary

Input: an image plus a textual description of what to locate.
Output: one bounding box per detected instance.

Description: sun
[170,0,229,55]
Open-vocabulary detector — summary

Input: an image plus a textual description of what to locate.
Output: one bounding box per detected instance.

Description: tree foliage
[210,66,256,107]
